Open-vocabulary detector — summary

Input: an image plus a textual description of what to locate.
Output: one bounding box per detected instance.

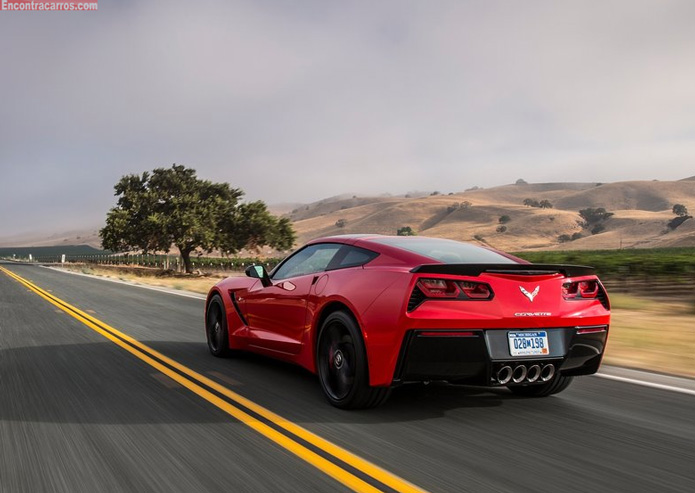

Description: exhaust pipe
[540,364,555,382]
[526,365,541,383]
[497,366,513,385]
[512,365,527,384]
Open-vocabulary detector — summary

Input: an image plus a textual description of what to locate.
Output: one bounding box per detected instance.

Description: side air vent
[407,286,426,311]
[597,285,610,310]
[229,290,249,325]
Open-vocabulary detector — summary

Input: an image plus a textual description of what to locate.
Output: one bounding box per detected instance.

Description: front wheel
[206,294,231,357]
[508,375,574,397]
[316,311,390,409]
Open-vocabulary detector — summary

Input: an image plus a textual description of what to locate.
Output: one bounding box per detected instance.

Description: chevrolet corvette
[205,235,610,409]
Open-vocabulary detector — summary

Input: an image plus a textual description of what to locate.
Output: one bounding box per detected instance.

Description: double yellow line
[0,265,426,493]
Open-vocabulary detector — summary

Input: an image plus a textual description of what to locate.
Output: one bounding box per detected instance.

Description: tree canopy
[100,165,295,273]
[672,204,689,217]
[579,207,614,224]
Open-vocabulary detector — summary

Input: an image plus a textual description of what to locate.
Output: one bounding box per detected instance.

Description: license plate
[508,331,549,357]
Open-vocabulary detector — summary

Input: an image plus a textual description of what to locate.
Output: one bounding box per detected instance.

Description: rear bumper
[391,326,608,386]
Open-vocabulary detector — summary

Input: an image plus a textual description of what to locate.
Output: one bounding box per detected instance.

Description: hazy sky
[1,1,694,238]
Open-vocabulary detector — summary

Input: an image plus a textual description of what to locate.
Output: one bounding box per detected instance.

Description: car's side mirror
[245,264,272,287]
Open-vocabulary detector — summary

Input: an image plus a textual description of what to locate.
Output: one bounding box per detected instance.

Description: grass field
[515,248,695,277]
[62,265,694,379]
[605,294,694,378]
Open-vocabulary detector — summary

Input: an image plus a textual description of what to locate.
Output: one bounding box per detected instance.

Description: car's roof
[305,235,521,265]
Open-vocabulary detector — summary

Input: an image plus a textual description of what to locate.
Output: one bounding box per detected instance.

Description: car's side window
[328,246,379,270]
[272,243,343,280]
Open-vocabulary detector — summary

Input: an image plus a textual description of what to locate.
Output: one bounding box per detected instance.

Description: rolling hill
[289,179,695,251]
[3,178,694,253]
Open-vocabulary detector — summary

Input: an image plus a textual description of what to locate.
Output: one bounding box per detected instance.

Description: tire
[206,294,231,357]
[316,311,391,409]
[507,375,574,397]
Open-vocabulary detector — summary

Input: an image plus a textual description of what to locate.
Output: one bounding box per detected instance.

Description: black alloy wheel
[317,311,390,409]
[206,294,231,357]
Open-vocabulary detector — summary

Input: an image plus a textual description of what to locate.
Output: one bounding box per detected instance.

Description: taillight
[563,280,599,299]
[459,281,492,300]
[413,278,494,305]
[579,281,598,297]
[417,278,460,298]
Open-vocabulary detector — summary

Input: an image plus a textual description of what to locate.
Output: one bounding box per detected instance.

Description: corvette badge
[519,286,540,302]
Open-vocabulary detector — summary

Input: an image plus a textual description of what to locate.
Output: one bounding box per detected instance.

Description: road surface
[1,262,693,492]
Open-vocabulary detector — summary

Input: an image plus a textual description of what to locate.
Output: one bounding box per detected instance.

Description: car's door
[241,243,343,354]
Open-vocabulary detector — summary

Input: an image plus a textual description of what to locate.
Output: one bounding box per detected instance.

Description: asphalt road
[1,262,693,493]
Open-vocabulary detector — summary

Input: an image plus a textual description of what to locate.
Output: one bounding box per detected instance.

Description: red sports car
[205,235,610,409]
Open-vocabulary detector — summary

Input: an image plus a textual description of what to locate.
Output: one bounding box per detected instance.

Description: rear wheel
[317,311,390,409]
[507,375,574,397]
[206,294,231,357]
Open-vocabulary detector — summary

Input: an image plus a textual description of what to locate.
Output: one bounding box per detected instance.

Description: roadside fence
[4,254,282,274]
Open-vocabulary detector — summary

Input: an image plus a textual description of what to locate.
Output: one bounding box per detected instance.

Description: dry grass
[61,266,694,378]
[65,265,236,295]
[604,295,695,378]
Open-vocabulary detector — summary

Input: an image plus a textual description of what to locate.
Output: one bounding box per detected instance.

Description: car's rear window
[370,237,516,264]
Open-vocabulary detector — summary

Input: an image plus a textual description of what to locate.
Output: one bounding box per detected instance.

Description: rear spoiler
[410,263,596,278]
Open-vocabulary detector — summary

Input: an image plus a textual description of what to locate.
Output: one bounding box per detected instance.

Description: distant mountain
[290,179,695,250]
[0,227,102,249]
[4,179,695,252]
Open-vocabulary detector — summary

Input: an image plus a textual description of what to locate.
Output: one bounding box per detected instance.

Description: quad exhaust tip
[526,364,541,383]
[540,364,555,382]
[496,363,556,385]
[511,365,527,383]
[497,366,513,385]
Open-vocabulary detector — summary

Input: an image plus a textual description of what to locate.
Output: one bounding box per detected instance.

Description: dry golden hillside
[290,180,695,251]
[4,179,693,253]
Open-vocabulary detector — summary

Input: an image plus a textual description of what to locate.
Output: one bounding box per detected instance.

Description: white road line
[42,266,207,300]
[595,373,695,396]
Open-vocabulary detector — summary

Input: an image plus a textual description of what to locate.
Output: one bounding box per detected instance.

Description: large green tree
[100,165,295,273]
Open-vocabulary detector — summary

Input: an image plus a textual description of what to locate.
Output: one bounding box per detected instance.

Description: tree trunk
[179,247,193,274]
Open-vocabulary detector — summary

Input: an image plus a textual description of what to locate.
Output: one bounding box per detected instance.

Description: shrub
[579,207,613,224]
[496,225,507,233]
[673,204,689,217]
[397,226,416,236]
[335,219,347,228]
[499,215,511,224]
